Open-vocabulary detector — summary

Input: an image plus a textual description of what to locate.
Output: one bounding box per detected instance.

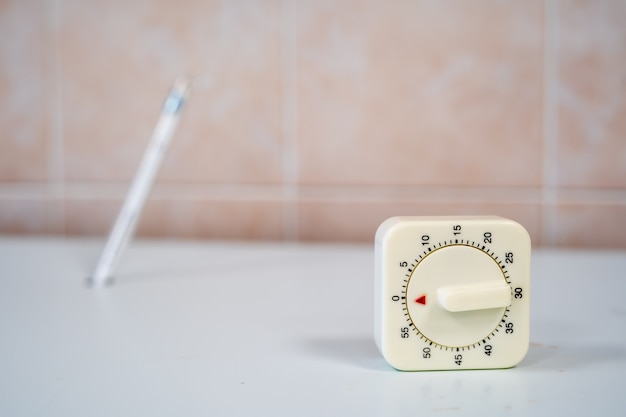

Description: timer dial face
[375,216,531,371]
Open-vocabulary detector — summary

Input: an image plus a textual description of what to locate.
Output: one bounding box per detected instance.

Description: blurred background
[0,0,624,248]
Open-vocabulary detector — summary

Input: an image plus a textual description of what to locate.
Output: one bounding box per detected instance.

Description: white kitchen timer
[375,216,531,371]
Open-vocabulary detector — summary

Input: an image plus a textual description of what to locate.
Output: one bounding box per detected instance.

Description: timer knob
[406,244,512,348]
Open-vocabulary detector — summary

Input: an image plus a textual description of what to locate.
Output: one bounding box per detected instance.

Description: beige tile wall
[1,0,625,247]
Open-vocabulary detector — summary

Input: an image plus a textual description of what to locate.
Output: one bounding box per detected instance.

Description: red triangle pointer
[415,294,427,305]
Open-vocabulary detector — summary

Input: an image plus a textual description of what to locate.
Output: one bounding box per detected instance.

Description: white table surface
[1,237,625,416]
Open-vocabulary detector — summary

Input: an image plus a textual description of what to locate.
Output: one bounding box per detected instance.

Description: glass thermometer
[88,78,190,287]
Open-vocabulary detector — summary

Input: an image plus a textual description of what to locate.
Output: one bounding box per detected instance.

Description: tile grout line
[5,179,615,207]
[280,0,299,241]
[5,181,621,203]
[541,0,559,247]
[10,182,543,197]
[43,0,66,235]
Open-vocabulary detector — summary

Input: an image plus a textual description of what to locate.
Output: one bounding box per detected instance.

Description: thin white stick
[88,78,190,287]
